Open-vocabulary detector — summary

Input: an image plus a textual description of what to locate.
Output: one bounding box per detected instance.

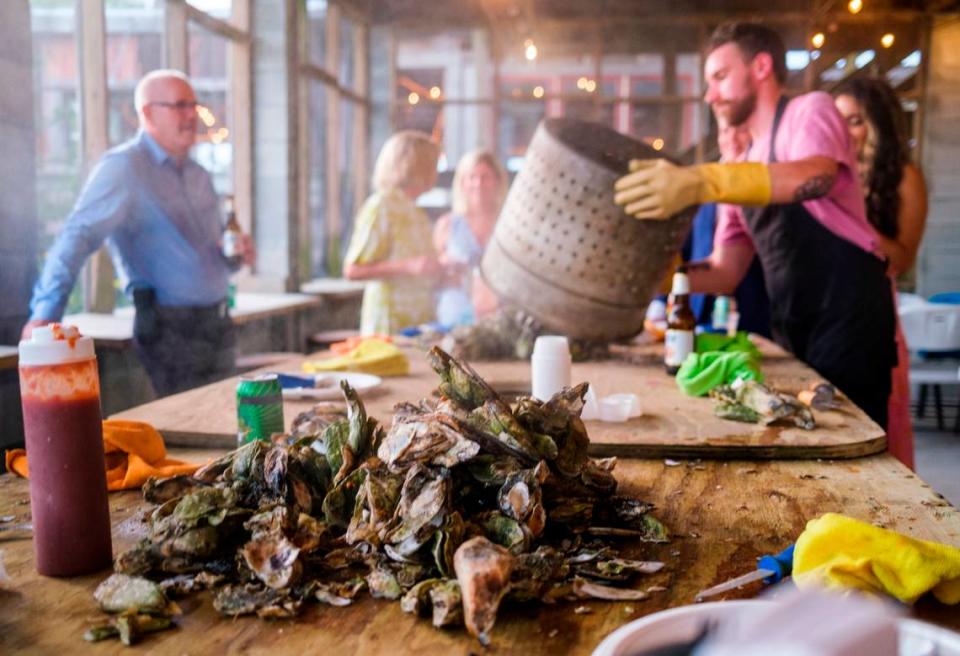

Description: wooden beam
[186,3,250,43]
[164,0,188,72]
[353,22,370,211]
[325,2,343,274]
[295,0,311,283]
[286,0,301,291]
[300,62,371,106]
[383,8,933,31]
[230,0,253,252]
[914,15,933,166]
[77,0,114,314]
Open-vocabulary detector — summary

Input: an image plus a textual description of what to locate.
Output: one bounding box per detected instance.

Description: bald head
[135,70,191,117]
[135,70,198,160]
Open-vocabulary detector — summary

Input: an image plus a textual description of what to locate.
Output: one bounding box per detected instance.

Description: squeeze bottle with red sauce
[18,323,113,576]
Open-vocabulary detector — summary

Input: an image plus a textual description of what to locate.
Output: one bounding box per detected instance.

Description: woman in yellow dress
[344,131,447,335]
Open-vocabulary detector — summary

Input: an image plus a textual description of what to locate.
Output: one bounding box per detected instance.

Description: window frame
[296,0,371,280]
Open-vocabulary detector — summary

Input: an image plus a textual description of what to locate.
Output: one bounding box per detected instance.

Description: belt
[155,300,230,320]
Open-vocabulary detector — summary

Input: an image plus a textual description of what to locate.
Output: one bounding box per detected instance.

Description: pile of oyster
[93,347,668,646]
[440,307,609,362]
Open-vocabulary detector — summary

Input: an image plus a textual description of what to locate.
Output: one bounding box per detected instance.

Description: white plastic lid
[532,335,570,359]
[18,324,96,366]
[671,272,690,295]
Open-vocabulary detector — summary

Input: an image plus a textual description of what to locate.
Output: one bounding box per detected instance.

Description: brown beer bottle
[664,268,696,375]
[222,195,243,267]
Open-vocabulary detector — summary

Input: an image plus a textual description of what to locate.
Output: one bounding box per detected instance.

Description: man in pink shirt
[615,22,896,428]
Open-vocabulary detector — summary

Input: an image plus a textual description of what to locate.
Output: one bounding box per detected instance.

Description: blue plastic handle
[274,373,316,389]
[758,543,795,583]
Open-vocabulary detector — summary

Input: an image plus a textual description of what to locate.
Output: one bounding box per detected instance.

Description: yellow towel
[793,512,960,605]
[302,337,410,376]
[5,419,199,491]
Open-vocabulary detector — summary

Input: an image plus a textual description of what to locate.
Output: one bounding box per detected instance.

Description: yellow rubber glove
[793,513,960,605]
[613,159,772,220]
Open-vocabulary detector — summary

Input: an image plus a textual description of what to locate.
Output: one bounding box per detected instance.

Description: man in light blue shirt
[23,70,252,396]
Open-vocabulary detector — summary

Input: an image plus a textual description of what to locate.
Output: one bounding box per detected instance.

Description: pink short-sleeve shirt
[715,92,881,259]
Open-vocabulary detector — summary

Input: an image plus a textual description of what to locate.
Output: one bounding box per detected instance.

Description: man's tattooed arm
[792,173,836,202]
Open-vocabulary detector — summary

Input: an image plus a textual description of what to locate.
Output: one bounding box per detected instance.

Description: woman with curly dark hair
[835,78,928,469]
[834,78,927,275]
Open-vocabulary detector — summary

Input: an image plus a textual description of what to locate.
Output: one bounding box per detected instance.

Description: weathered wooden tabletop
[63,292,322,349]
[1,453,958,654]
[113,338,886,459]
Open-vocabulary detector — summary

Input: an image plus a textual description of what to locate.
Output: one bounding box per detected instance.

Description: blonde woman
[433,150,508,326]
[344,131,445,335]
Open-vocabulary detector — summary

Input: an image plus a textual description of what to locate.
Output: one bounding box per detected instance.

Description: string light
[881,33,895,48]
[811,32,825,49]
[576,77,588,90]
[408,92,420,105]
[532,85,545,98]
[524,38,538,61]
[847,0,863,14]
[585,79,597,93]
[429,86,442,100]
[196,104,216,127]
[652,138,664,151]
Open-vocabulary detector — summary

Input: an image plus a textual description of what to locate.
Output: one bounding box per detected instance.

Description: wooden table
[0,346,17,370]
[63,292,322,350]
[300,277,366,300]
[113,340,886,459]
[1,453,958,653]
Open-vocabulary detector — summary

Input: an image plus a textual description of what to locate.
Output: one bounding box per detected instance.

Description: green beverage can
[236,374,284,444]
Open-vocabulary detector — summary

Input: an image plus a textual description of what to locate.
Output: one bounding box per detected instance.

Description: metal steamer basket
[481,118,696,341]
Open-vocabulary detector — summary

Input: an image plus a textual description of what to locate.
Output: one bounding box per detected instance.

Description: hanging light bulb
[652,138,665,151]
[532,85,545,98]
[408,92,420,105]
[577,76,588,90]
[524,38,538,61]
[881,33,895,48]
[429,86,442,100]
[811,32,825,49]
[848,0,863,14]
[585,79,597,93]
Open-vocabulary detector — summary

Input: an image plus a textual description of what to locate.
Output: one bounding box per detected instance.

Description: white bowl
[591,600,960,656]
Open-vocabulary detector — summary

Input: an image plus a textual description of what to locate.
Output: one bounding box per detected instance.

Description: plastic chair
[897,292,927,311]
[899,303,960,432]
[930,291,960,305]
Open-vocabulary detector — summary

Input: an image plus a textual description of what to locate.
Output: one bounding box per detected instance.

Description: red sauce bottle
[18,324,112,576]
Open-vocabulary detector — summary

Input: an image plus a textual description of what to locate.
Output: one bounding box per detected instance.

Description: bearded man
[615,23,896,428]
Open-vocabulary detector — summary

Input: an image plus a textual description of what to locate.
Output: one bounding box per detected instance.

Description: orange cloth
[5,419,199,491]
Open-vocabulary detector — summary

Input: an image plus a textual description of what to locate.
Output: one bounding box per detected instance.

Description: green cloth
[676,351,764,397]
[695,331,762,359]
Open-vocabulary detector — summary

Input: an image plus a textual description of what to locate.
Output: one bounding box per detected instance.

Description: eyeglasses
[149,100,199,112]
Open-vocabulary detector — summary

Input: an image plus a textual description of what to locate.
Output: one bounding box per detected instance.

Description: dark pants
[133,297,236,397]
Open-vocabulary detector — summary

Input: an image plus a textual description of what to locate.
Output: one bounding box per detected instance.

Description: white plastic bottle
[531,335,572,401]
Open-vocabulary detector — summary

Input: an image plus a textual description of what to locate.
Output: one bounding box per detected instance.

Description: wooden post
[663,46,678,154]
[325,2,342,274]
[353,22,370,212]
[231,0,253,255]
[77,0,114,314]
[164,0,188,72]
[295,0,311,284]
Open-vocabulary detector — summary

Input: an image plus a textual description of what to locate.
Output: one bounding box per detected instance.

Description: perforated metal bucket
[481,118,695,341]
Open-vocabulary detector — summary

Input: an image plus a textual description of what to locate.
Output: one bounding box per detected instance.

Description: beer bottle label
[665,329,694,367]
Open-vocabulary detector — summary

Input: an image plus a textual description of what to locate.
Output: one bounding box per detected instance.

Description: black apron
[741,96,896,428]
